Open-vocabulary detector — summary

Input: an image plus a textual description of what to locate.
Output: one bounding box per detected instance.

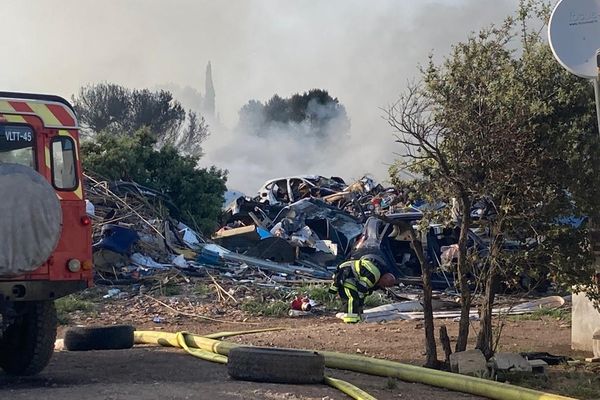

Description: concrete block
[492,352,532,373]
[527,359,548,375]
[449,349,488,377]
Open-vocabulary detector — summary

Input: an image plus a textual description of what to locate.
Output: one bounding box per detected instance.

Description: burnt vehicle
[270,198,364,259]
[256,175,346,206]
[221,195,282,227]
[350,210,549,291]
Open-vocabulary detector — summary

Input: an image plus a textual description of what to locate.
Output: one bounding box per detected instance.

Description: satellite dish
[549,0,600,79]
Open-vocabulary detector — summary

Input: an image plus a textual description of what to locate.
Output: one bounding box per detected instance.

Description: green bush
[82,129,227,234]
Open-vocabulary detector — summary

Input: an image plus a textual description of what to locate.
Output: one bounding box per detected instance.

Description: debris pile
[86,174,384,286]
[84,172,558,321]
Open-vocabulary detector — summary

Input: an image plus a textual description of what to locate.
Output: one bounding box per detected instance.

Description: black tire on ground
[64,325,135,351]
[0,300,57,376]
[227,347,325,384]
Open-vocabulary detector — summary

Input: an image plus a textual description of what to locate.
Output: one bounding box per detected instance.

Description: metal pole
[593,52,600,273]
[595,50,600,136]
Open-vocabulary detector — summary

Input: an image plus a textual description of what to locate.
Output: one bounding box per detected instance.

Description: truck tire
[227,347,325,384]
[0,301,57,375]
[0,164,63,277]
[64,325,135,351]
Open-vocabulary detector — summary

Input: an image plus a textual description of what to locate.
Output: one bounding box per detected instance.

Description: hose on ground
[134,330,577,400]
[202,327,286,339]
[324,376,378,400]
[175,332,227,364]
[170,330,376,400]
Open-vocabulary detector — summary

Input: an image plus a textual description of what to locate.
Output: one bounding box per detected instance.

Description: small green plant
[241,299,289,317]
[55,295,95,325]
[508,307,570,322]
[193,282,211,297]
[386,377,398,390]
[161,282,182,296]
[363,292,392,308]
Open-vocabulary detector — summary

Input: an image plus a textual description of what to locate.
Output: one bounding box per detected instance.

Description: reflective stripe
[351,259,381,289]
[0,101,16,113]
[0,98,78,129]
[27,103,62,127]
[361,260,381,283]
[352,261,371,287]
[344,287,355,314]
[343,313,360,323]
[45,146,51,169]
[353,260,362,276]
[2,114,26,123]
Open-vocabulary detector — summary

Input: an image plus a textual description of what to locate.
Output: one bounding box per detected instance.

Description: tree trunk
[439,325,452,364]
[408,226,439,368]
[476,270,497,359]
[455,194,472,353]
[477,228,501,359]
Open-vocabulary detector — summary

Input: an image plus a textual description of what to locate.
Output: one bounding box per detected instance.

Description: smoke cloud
[1,0,519,194]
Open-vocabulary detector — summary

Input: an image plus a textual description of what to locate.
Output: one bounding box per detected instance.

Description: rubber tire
[0,163,63,276]
[227,347,325,384]
[0,301,57,376]
[64,325,135,351]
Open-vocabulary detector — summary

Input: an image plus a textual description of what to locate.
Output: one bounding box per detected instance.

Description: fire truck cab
[0,92,92,375]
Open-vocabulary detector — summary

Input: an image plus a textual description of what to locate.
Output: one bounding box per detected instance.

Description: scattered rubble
[450,350,553,379]
[491,353,533,374]
[361,295,567,323]
[84,172,562,323]
[86,173,407,288]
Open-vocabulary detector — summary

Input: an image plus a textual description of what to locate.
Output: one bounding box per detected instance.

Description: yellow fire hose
[175,332,228,364]
[166,330,375,400]
[324,376,377,400]
[134,330,576,400]
[202,327,288,339]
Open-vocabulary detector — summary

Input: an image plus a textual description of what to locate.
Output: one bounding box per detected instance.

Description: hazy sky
[1,0,521,192]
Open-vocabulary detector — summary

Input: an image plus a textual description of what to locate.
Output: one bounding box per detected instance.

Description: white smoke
[202,127,358,195]
[0,0,520,195]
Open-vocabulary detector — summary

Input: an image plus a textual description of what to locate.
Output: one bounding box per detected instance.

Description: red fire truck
[0,92,92,375]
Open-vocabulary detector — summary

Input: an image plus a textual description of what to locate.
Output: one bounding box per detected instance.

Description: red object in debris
[372,197,382,207]
[291,296,312,311]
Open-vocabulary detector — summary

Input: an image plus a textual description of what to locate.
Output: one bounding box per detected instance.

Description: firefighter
[329,254,396,323]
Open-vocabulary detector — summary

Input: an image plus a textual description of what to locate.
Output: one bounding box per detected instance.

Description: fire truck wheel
[64,325,135,351]
[0,301,57,376]
[227,347,325,384]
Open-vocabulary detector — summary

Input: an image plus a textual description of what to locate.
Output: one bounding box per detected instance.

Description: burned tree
[386,83,476,356]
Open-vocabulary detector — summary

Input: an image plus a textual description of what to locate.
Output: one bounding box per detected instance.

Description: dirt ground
[118,314,578,364]
[0,346,482,400]
[1,293,597,399]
